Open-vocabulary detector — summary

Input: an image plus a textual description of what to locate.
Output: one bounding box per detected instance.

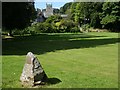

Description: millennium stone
[20,52,47,87]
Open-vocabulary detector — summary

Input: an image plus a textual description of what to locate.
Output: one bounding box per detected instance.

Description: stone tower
[46,3,52,12]
[44,3,53,18]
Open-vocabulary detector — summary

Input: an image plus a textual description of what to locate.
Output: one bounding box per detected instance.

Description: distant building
[36,3,53,22]
[36,8,45,22]
[36,3,68,22]
[60,14,68,18]
[43,3,53,18]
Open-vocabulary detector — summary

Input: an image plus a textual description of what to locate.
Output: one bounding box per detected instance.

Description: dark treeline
[2,2,36,35]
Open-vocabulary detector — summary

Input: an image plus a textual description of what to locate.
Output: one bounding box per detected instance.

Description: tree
[70,2,77,20]
[59,2,72,14]
[100,2,120,31]
[45,15,62,23]
[90,2,103,28]
[74,3,81,23]
[69,2,103,28]
[53,8,60,14]
[2,2,36,35]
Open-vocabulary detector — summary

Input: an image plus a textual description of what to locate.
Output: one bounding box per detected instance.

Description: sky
[34,0,73,9]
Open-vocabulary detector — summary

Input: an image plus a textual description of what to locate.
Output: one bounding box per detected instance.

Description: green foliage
[68,2,103,29]
[74,3,81,23]
[12,27,37,36]
[81,24,90,32]
[62,2,119,32]
[45,15,62,23]
[90,12,102,28]
[70,2,78,20]
[2,2,36,35]
[90,3,103,28]
[2,1,120,36]
[100,2,120,31]
[56,19,79,33]
[34,22,53,33]
[53,8,60,14]
[101,15,117,25]
[28,16,80,33]
[60,2,72,14]
[12,29,25,36]
[4,2,120,35]
[27,14,80,33]
[70,27,80,33]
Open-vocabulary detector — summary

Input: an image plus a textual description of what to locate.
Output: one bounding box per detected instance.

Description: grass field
[2,32,119,88]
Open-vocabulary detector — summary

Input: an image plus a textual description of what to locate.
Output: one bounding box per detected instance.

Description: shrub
[81,24,90,32]
[70,27,80,33]
[34,22,53,33]
[12,29,23,35]
[29,30,37,35]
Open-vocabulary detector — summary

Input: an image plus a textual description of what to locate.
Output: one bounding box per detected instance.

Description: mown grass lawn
[2,32,119,88]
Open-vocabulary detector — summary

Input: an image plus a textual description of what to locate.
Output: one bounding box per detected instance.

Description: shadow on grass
[2,33,120,55]
[34,77,61,86]
[47,78,62,84]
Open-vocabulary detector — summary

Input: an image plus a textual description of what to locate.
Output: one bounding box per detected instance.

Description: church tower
[44,3,53,18]
[46,3,52,12]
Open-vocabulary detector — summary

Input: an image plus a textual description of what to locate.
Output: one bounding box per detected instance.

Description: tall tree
[90,2,103,28]
[74,3,81,23]
[59,2,72,14]
[70,2,103,28]
[2,2,36,35]
[70,2,77,20]
[100,2,120,31]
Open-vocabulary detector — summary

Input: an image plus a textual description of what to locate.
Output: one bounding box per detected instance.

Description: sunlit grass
[2,32,119,88]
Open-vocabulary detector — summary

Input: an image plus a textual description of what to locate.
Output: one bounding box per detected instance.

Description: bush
[57,19,78,33]
[29,30,37,35]
[70,27,80,33]
[18,18,91,34]
[12,29,23,35]
[34,22,53,33]
[81,24,90,32]
[45,15,62,23]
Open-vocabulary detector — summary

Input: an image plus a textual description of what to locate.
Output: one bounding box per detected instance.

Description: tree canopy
[100,2,120,31]
[60,2,120,32]
[2,2,36,35]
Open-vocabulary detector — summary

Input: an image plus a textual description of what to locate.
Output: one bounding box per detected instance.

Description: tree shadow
[2,33,119,55]
[33,77,61,86]
[47,77,62,85]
